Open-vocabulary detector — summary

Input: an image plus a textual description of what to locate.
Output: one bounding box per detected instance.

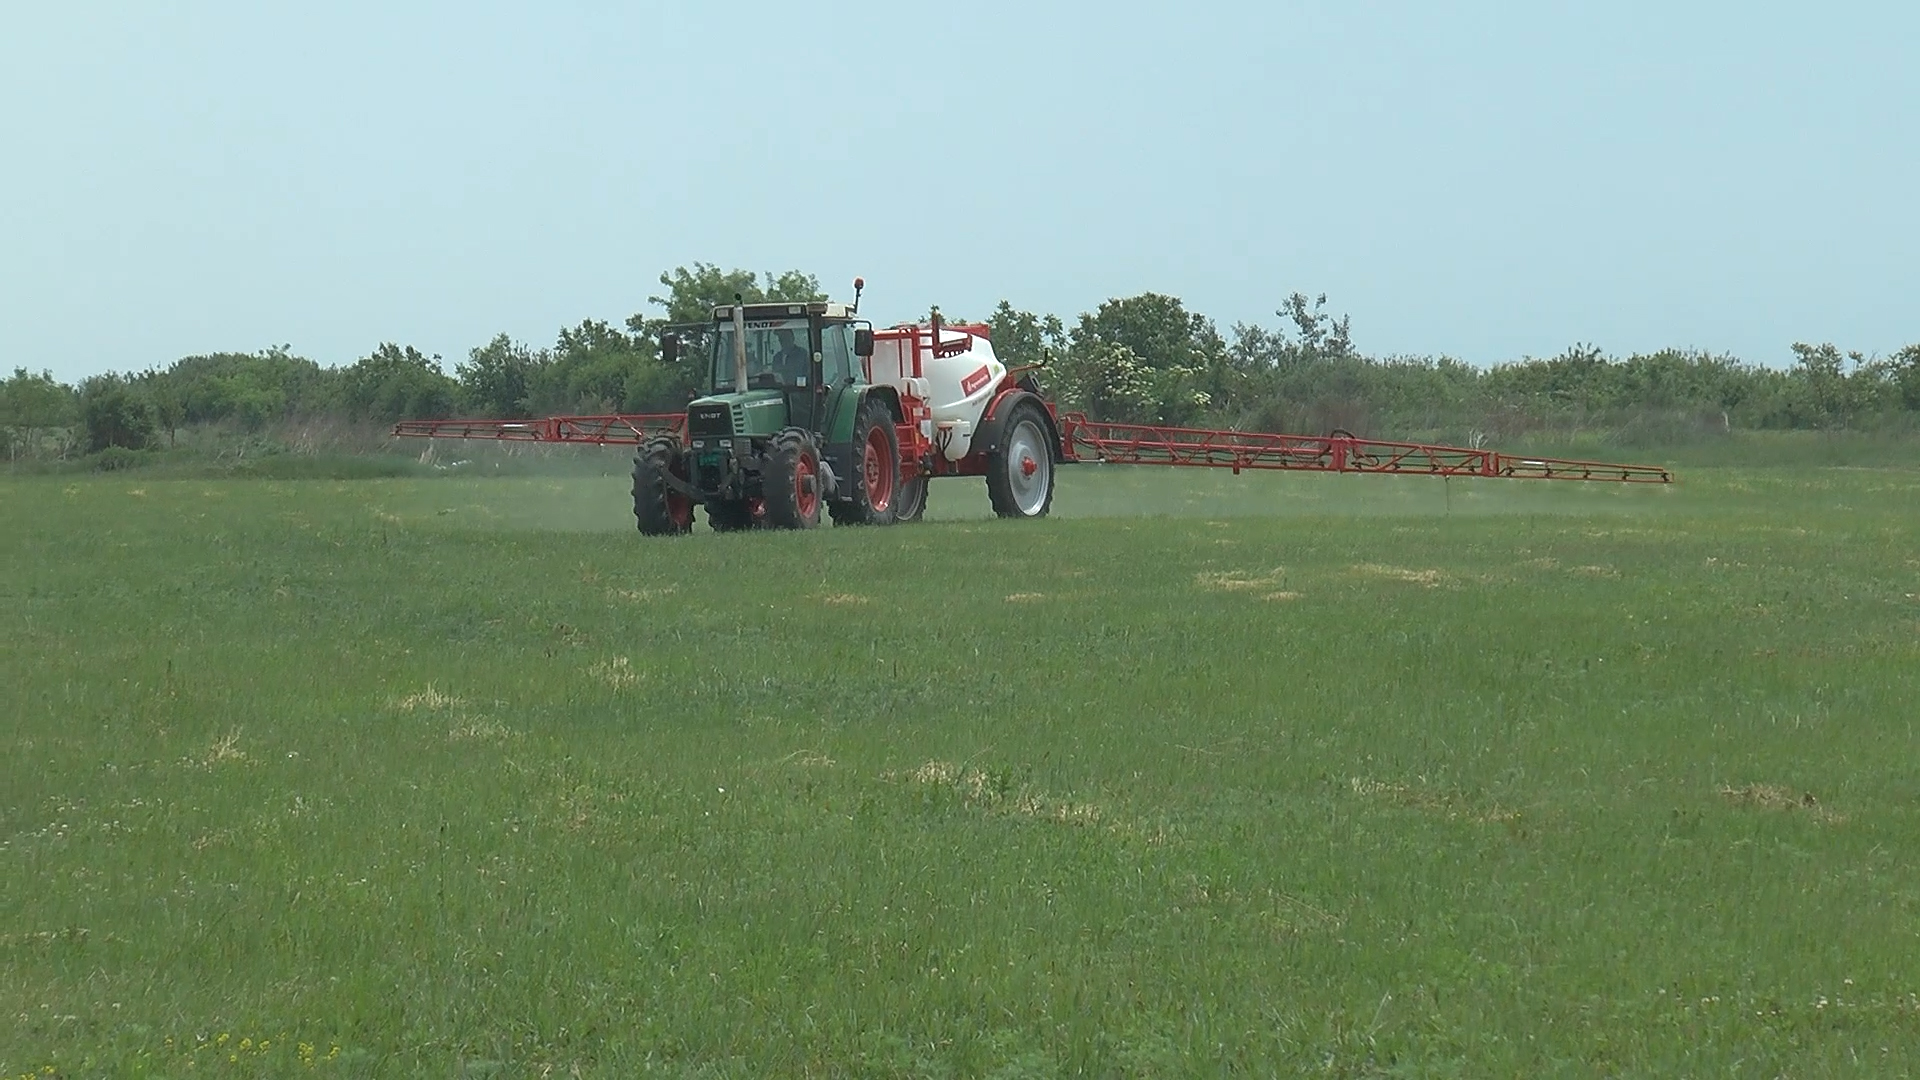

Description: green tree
[1892,344,1920,411]
[1277,292,1354,362]
[630,263,827,332]
[536,319,658,414]
[986,301,1067,367]
[137,369,186,446]
[457,334,548,418]
[1,367,78,459]
[1068,293,1226,424]
[157,347,333,427]
[342,344,457,423]
[79,375,157,452]
[1059,342,1158,422]
[1789,342,1863,429]
[1070,292,1224,372]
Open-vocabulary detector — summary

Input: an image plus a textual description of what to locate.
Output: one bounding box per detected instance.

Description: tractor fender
[861,384,904,423]
[824,385,903,496]
[971,389,1064,464]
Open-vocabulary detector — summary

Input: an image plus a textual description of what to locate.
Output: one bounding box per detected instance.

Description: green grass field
[6,459,1920,1077]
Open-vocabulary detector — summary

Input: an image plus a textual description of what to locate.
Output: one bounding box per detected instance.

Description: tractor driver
[770,329,811,385]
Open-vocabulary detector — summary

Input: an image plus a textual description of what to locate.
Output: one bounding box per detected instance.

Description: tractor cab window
[819,323,855,385]
[709,318,813,392]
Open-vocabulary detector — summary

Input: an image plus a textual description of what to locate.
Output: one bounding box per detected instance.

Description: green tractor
[633,286,921,534]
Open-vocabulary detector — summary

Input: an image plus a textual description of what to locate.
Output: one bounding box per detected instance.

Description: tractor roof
[712,300,855,321]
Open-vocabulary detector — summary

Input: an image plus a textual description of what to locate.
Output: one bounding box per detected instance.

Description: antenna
[851,277,864,314]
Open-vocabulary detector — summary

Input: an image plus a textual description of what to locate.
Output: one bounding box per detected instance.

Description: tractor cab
[662,298,878,472]
[701,303,870,395]
[665,300,875,441]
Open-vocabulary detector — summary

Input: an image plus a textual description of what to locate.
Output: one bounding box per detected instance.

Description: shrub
[80,382,157,452]
[86,445,148,471]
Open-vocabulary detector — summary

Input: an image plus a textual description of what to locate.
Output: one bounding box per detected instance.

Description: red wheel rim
[795,454,818,519]
[667,493,692,529]
[863,427,894,512]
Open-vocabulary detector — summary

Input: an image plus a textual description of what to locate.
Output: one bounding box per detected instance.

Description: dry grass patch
[889,760,1104,827]
[1178,879,1344,935]
[819,593,870,606]
[1572,564,1621,578]
[190,729,254,770]
[1262,591,1301,602]
[391,686,466,712]
[190,829,233,851]
[1351,563,1450,588]
[610,585,677,603]
[1350,776,1517,824]
[1196,569,1287,592]
[590,656,639,690]
[1719,783,1845,824]
[1004,592,1047,603]
[447,717,517,744]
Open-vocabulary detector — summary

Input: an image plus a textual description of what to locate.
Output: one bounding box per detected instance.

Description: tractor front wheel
[829,397,899,526]
[986,400,1055,519]
[763,429,823,530]
[632,436,693,536]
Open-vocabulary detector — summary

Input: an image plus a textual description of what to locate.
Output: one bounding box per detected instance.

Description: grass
[4,460,1920,1076]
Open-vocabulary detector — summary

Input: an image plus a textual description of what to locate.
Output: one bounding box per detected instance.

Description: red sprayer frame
[1054,416,1674,483]
[391,413,686,444]
[392,408,1673,485]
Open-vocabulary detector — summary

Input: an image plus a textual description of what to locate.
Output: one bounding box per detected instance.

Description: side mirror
[661,334,679,363]
[853,328,874,357]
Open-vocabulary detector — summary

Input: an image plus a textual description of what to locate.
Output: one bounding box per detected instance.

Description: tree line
[4,262,1917,463]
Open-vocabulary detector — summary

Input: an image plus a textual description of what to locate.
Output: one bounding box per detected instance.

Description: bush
[80,382,157,452]
[86,446,149,472]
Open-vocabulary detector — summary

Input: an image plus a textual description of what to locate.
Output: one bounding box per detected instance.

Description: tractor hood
[685,388,787,440]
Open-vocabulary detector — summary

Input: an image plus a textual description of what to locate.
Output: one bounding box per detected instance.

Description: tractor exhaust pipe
[731,293,748,393]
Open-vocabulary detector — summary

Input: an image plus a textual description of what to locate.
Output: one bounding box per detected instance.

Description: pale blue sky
[2,2,1914,384]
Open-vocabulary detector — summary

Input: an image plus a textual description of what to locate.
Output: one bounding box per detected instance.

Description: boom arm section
[1056,415,1673,483]
[390,413,686,444]
[390,411,1673,484]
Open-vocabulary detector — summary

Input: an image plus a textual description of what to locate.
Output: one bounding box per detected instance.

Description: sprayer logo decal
[960,365,993,396]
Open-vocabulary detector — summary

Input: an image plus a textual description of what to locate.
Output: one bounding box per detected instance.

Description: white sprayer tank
[909,327,1004,461]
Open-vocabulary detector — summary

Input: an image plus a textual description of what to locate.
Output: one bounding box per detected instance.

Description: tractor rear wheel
[892,476,927,523]
[829,397,899,526]
[632,436,693,536]
[763,429,823,530]
[986,400,1055,519]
